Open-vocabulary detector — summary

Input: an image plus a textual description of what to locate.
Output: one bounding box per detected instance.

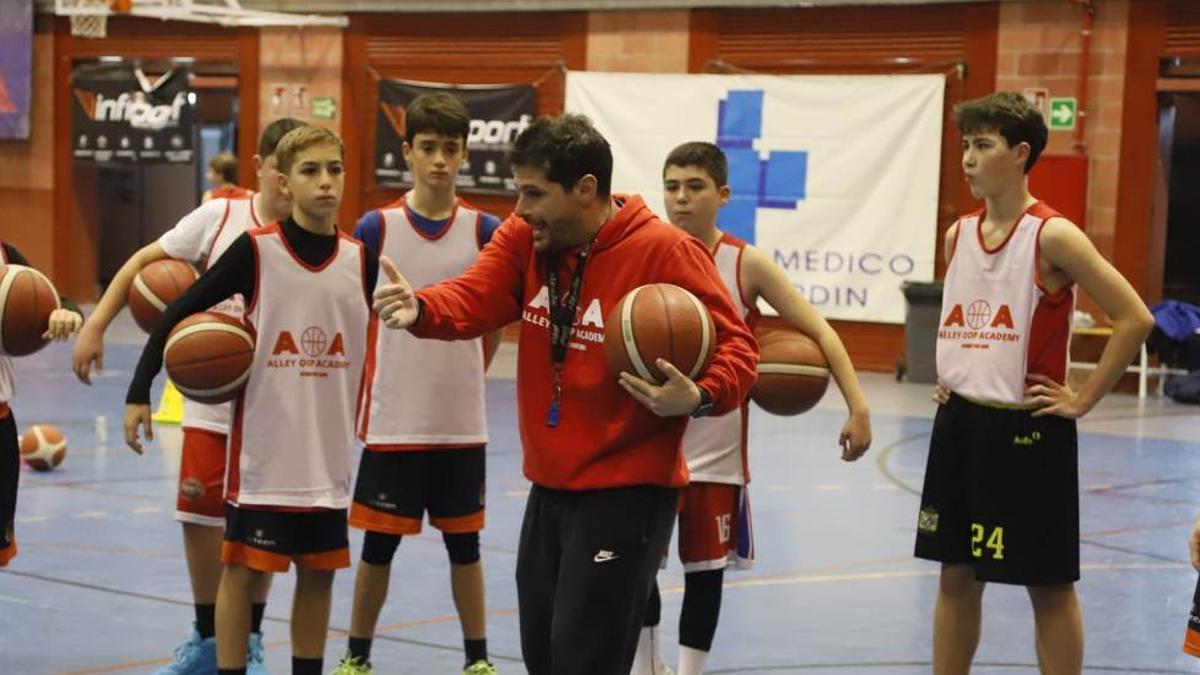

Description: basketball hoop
[58,0,132,40]
[56,0,348,33]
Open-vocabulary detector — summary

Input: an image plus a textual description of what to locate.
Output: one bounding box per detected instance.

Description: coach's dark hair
[258,117,307,158]
[954,92,1048,173]
[663,142,728,187]
[405,92,471,143]
[509,114,612,197]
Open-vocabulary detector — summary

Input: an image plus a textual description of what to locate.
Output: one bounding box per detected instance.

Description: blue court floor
[2,311,1199,674]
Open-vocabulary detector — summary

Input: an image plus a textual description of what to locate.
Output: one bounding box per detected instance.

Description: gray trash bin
[900,281,943,383]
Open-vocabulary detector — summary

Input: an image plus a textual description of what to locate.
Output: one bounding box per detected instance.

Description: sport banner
[0,0,31,140]
[375,78,535,195]
[566,72,944,324]
[71,63,194,164]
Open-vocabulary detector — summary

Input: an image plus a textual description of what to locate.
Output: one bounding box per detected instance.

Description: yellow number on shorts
[970,523,984,557]
[970,522,1004,560]
[986,526,1005,560]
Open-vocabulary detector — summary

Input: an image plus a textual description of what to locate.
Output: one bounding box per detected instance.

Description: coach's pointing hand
[373,256,419,330]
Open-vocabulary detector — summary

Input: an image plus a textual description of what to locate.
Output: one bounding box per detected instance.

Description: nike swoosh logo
[593,552,619,563]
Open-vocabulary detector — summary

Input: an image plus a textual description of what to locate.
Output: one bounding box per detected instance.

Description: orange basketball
[604,283,716,385]
[164,312,255,404]
[128,259,198,333]
[0,264,60,357]
[750,316,830,415]
[20,424,67,472]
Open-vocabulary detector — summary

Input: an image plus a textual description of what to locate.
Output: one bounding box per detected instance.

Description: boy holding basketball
[0,245,83,569]
[631,141,873,675]
[125,125,377,675]
[918,92,1152,675]
[372,114,758,675]
[75,117,305,675]
[333,93,501,675]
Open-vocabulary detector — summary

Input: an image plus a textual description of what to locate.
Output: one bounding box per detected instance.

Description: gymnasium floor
[2,311,1199,674]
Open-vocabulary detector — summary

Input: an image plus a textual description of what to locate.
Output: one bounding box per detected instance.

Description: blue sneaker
[152,624,216,675]
[246,631,269,674]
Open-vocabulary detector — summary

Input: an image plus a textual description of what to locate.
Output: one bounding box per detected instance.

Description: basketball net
[64,0,132,40]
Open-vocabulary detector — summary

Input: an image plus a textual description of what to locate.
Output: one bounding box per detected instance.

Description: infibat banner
[71,63,194,164]
[375,78,535,195]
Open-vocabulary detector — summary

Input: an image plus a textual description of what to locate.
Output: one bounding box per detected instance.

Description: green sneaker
[464,660,498,675]
[331,654,372,675]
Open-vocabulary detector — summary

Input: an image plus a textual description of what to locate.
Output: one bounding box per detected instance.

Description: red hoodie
[412,195,758,490]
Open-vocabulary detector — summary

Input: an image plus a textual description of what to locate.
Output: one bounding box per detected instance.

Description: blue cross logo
[716,90,807,245]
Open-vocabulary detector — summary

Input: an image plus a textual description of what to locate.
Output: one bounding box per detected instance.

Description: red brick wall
[586,11,689,73]
[995,0,1129,259]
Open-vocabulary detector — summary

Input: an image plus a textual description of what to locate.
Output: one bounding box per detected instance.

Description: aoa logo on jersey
[521,285,605,350]
[938,299,1021,347]
[267,326,352,377]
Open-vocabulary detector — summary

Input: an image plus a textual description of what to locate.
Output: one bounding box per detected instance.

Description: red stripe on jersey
[244,232,263,316]
[1028,210,1074,385]
[226,387,248,504]
[404,198,459,241]
[357,312,380,441]
[203,200,234,271]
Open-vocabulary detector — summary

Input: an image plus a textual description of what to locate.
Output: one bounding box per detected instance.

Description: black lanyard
[544,237,596,427]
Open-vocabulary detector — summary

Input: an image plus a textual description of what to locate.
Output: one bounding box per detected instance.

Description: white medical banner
[566,71,944,324]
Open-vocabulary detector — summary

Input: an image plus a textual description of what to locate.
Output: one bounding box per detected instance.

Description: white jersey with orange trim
[159,196,262,434]
[227,225,370,508]
[0,245,14,404]
[683,232,758,485]
[358,198,488,448]
[936,202,1076,406]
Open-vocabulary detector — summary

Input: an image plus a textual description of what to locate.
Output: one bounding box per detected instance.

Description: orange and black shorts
[222,504,350,573]
[349,445,485,536]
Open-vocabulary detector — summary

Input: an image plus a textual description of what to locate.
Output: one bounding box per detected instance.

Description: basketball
[164,312,255,404]
[751,316,830,415]
[128,259,198,333]
[0,264,61,357]
[604,283,716,385]
[20,424,67,472]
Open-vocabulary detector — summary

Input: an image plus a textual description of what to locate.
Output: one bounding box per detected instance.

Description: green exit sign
[1048,97,1076,131]
[311,97,337,120]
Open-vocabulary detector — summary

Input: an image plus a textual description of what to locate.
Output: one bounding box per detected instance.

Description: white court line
[0,593,33,606]
[72,511,107,519]
[505,490,530,498]
[17,515,48,523]
[132,505,162,514]
[660,561,1191,594]
[816,484,844,492]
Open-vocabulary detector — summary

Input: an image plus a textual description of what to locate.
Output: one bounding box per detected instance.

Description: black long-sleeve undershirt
[125,218,378,404]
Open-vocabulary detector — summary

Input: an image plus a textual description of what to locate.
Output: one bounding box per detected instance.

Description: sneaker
[331,654,373,675]
[463,660,498,675]
[152,624,217,675]
[247,631,269,674]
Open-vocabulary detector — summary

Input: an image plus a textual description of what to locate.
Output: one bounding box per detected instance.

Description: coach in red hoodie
[374,114,758,675]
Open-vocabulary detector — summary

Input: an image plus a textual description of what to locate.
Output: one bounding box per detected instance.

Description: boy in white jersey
[124,126,377,675]
[334,93,500,675]
[916,92,1153,675]
[74,117,305,675]
[632,142,873,675]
